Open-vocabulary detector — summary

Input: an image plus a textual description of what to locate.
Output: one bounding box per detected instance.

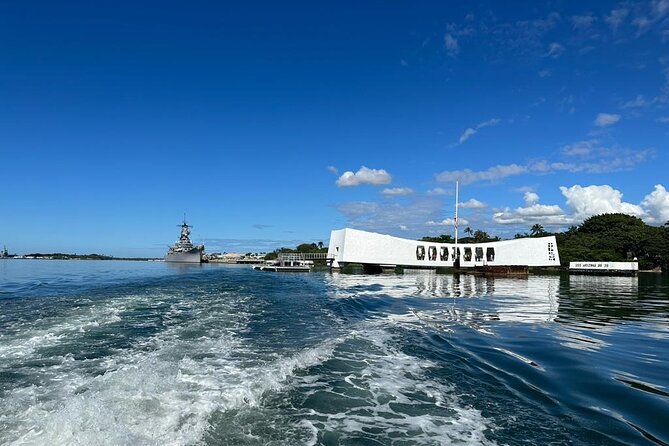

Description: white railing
[278,252,329,261]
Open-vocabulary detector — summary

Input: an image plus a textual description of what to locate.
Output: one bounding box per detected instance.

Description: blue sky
[1,1,668,256]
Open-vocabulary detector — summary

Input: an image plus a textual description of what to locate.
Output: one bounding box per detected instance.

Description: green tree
[420,234,455,243]
[419,213,669,271]
[296,243,318,253]
[555,213,669,269]
[530,224,547,237]
[473,230,500,243]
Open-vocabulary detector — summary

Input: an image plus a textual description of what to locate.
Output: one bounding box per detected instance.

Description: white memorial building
[327,228,560,273]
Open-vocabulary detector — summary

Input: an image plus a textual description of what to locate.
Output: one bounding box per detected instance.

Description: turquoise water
[0,260,668,445]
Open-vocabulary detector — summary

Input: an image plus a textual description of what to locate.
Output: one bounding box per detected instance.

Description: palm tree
[464,226,473,237]
[530,224,546,237]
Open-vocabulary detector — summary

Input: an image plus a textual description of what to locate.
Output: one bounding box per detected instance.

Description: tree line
[264,242,327,260]
[422,213,669,270]
[262,214,669,270]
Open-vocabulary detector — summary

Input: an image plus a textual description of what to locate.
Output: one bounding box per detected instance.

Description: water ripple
[1,262,668,445]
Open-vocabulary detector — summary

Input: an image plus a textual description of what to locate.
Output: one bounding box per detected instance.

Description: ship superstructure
[165,219,205,263]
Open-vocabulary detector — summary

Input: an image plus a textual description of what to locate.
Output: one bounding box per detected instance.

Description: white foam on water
[2,272,501,446]
[294,325,498,445]
[0,299,131,361]
[1,290,342,446]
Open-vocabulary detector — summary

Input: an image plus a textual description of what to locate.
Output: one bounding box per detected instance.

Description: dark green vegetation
[421,227,500,244]
[423,214,669,271]
[556,214,669,270]
[264,242,327,261]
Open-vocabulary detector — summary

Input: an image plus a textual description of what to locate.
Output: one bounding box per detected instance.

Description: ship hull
[164,250,202,263]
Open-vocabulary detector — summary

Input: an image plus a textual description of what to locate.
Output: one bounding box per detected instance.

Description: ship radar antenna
[179,213,191,229]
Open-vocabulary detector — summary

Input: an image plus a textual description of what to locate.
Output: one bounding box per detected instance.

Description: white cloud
[426,217,468,227]
[594,113,621,127]
[623,95,649,108]
[459,198,487,209]
[493,191,569,226]
[571,14,596,30]
[561,139,598,157]
[657,116,669,123]
[436,163,527,185]
[492,210,527,225]
[516,203,565,217]
[327,165,338,175]
[493,207,572,226]
[492,184,669,228]
[652,0,669,19]
[457,118,501,144]
[560,184,644,219]
[632,16,652,32]
[336,166,392,187]
[628,2,669,34]
[444,33,459,56]
[480,118,501,128]
[539,151,653,174]
[524,192,540,205]
[336,201,380,216]
[547,42,565,58]
[426,187,451,196]
[381,187,414,197]
[336,198,446,236]
[458,128,477,144]
[436,146,652,185]
[538,69,552,78]
[399,225,409,231]
[444,12,560,59]
[605,8,629,30]
[641,184,669,224]
[657,69,669,103]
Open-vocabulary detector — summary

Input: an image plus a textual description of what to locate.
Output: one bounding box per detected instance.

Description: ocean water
[0,260,668,446]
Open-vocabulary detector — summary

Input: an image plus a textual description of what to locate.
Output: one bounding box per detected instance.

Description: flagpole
[454,180,459,263]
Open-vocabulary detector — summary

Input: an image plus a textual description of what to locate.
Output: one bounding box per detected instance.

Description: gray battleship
[165,219,205,263]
